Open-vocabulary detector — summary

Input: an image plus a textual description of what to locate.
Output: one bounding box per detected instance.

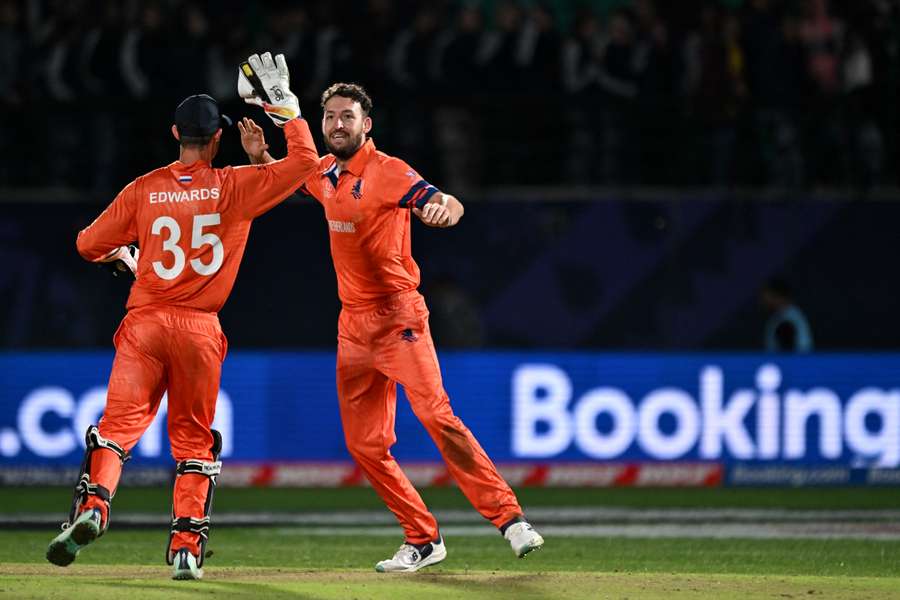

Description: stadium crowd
[0,0,897,192]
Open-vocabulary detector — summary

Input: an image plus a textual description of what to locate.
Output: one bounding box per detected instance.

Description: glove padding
[237,52,300,127]
[98,245,138,279]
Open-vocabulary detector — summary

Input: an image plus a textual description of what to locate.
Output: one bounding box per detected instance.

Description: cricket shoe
[375,537,447,573]
[172,548,204,580]
[46,508,102,566]
[504,521,544,558]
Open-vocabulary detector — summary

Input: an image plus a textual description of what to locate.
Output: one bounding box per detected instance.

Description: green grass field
[2,486,899,599]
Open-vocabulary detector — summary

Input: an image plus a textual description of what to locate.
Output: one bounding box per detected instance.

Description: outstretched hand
[413,201,453,227]
[237,117,269,163]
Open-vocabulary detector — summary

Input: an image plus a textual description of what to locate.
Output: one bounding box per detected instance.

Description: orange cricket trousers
[83,305,226,556]
[336,290,522,544]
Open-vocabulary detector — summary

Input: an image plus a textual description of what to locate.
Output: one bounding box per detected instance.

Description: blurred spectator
[432,3,485,190]
[435,3,484,94]
[386,6,441,179]
[842,28,884,193]
[0,0,21,105]
[169,2,212,100]
[476,0,525,183]
[561,8,603,184]
[120,2,168,101]
[304,3,355,104]
[38,2,83,185]
[742,0,805,188]
[256,3,311,67]
[347,0,398,107]
[760,277,814,353]
[0,0,24,185]
[207,6,253,101]
[387,6,440,90]
[797,0,847,187]
[81,0,130,191]
[0,0,897,193]
[121,2,177,173]
[514,3,563,182]
[632,0,677,183]
[596,8,640,184]
[848,0,898,188]
[518,3,562,91]
[683,4,746,185]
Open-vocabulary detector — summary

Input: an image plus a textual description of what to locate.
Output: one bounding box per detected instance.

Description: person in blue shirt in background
[761,277,814,353]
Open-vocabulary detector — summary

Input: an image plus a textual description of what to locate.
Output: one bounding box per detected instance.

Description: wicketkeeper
[46,52,317,580]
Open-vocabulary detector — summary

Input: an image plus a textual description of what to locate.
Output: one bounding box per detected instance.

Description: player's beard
[325,130,365,160]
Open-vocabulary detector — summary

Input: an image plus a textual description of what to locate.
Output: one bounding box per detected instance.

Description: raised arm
[230,117,319,218]
[230,52,320,217]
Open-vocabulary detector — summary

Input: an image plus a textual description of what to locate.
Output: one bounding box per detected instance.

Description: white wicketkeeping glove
[98,245,139,279]
[237,52,300,127]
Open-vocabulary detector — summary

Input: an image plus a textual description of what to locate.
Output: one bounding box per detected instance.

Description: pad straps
[64,425,131,534]
[165,429,223,567]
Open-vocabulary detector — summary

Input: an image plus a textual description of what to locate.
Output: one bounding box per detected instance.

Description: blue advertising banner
[1,353,899,471]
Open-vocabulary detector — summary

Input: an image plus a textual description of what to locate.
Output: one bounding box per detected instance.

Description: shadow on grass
[109,571,592,600]
[116,579,320,599]
[412,572,566,599]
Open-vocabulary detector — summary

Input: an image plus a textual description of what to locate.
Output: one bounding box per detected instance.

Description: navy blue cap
[175,94,232,137]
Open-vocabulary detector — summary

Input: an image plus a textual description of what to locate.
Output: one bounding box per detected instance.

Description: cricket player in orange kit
[241,83,544,572]
[46,52,317,580]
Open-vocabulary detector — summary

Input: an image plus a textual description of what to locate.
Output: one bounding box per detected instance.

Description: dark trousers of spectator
[756,109,804,189]
[803,99,848,187]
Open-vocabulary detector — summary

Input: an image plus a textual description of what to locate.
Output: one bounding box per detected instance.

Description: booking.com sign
[0,352,898,466]
[0,386,233,460]
[511,360,900,466]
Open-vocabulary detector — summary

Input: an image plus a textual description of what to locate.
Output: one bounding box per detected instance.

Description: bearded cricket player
[240,82,545,572]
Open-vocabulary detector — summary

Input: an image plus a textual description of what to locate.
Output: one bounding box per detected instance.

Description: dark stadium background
[1,0,898,351]
[3,4,900,596]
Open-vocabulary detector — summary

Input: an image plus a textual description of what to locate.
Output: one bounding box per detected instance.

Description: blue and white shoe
[172,548,204,580]
[375,537,447,573]
[504,521,544,558]
[46,509,102,566]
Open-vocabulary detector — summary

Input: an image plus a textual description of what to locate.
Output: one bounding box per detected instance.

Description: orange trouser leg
[164,314,224,558]
[377,296,523,530]
[337,322,439,544]
[85,316,168,527]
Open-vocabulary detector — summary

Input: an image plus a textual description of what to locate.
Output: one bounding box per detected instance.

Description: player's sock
[374,536,447,573]
[499,515,525,535]
[46,508,102,567]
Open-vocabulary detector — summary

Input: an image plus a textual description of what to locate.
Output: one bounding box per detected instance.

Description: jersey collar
[341,138,375,177]
[170,160,211,172]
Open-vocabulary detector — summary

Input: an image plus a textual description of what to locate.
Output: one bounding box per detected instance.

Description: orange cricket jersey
[76,118,319,313]
[300,139,439,307]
